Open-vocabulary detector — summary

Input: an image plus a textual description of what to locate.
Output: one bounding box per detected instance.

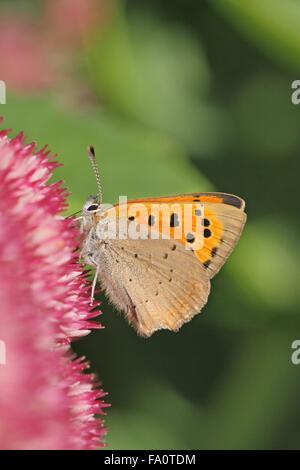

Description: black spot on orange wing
[170,213,180,228]
[211,246,218,257]
[202,218,210,227]
[148,215,155,226]
[186,233,195,243]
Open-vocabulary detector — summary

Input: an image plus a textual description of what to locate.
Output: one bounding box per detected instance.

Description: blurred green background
[1,0,300,449]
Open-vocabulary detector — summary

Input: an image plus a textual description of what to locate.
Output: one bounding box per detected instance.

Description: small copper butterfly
[78,147,247,337]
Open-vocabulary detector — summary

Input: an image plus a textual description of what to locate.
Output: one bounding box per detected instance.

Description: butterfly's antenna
[87,145,103,204]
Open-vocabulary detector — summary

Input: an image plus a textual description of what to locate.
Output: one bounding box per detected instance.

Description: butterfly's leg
[90,263,100,306]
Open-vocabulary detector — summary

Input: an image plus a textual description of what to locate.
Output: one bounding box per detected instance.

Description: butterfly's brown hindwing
[90,236,210,337]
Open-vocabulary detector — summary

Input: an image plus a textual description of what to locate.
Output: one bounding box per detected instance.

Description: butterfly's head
[83,195,100,214]
[80,195,100,231]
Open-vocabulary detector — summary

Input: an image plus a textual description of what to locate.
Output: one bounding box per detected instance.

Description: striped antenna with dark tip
[87,145,103,205]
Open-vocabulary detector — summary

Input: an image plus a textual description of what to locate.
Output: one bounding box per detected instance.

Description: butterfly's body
[80,186,246,337]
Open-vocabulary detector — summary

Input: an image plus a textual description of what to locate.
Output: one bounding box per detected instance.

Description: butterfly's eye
[87,204,99,212]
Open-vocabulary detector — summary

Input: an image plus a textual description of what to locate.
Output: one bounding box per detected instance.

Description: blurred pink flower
[0,1,109,93]
[0,17,58,92]
[0,123,107,449]
[45,0,105,45]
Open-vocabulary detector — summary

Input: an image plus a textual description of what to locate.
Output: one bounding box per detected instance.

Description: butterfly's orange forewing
[94,192,246,279]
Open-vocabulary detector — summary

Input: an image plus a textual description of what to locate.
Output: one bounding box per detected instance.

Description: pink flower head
[0,121,108,449]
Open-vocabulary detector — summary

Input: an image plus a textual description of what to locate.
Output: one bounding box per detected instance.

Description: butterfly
[78,147,246,337]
